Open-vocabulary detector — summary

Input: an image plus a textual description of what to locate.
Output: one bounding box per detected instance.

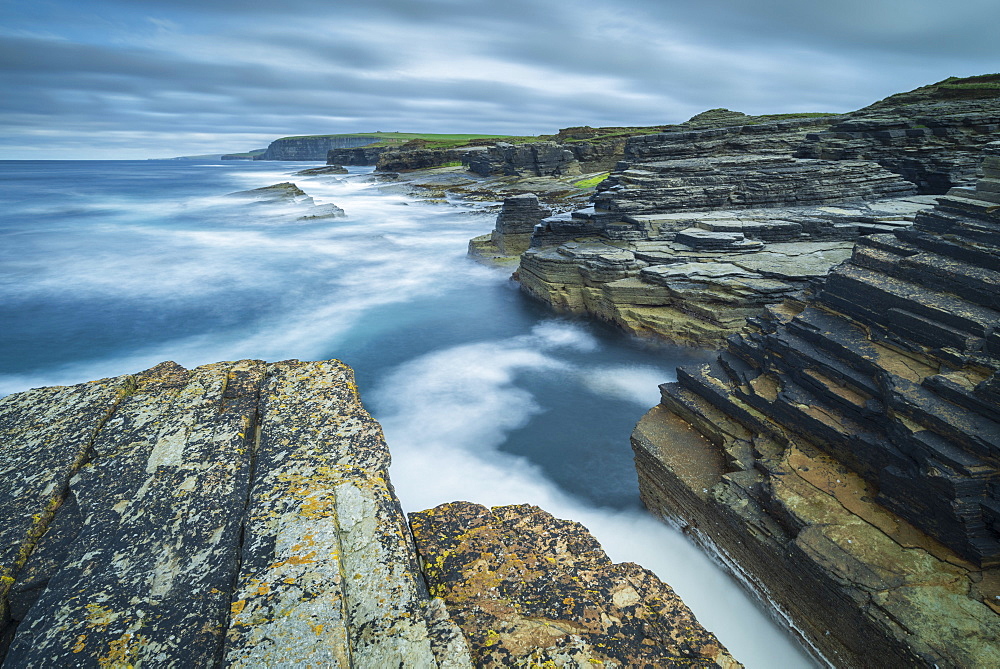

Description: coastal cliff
[0,359,734,667]
[631,144,1000,667]
[476,77,1000,348]
[256,135,381,161]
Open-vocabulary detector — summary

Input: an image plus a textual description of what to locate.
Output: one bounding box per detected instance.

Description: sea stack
[631,143,1000,667]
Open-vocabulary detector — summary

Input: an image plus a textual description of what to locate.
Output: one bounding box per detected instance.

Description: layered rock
[410,501,738,668]
[797,75,1000,192]
[0,359,471,667]
[295,165,348,175]
[256,135,380,161]
[468,193,552,261]
[376,146,488,172]
[327,146,387,166]
[468,141,583,178]
[0,359,738,667]
[507,104,962,346]
[631,146,1000,666]
[516,196,935,347]
[228,182,345,219]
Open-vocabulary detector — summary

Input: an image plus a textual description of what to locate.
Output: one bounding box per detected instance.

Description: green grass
[439,160,463,167]
[573,173,610,189]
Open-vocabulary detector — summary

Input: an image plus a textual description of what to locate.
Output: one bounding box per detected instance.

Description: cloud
[1,0,997,158]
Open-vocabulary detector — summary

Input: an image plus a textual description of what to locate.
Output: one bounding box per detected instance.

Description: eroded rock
[410,501,739,668]
[631,145,1000,666]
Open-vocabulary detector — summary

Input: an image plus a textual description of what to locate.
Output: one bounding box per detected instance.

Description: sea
[0,159,817,667]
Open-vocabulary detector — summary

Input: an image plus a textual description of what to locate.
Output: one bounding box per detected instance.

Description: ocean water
[0,159,817,667]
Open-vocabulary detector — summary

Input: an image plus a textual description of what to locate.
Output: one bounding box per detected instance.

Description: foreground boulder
[0,360,468,667]
[0,359,735,667]
[631,145,1000,666]
[411,502,739,668]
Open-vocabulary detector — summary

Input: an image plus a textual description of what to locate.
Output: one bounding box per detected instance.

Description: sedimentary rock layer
[631,145,1000,666]
[410,501,739,668]
[515,196,935,348]
[256,135,380,161]
[796,80,1000,192]
[468,193,552,260]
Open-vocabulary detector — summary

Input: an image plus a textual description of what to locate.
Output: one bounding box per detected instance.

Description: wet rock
[516,196,935,348]
[410,501,739,668]
[228,182,346,220]
[468,193,552,262]
[295,165,349,175]
[631,145,1000,666]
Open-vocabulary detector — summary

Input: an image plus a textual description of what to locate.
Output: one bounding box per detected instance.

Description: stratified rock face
[376,146,488,172]
[296,165,349,175]
[469,141,582,178]
[410,502,740,669]
[796,80,1000,193]
[631,146,1000,667]
[595,119,915,217]
[327,146,387,166]
[256,135,380,161]
[469,193,552,261]
[507,109,946,346]
[0,359,472,668]
[516,195,935,348]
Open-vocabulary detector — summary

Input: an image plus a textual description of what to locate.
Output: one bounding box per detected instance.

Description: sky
[1,0,997,159]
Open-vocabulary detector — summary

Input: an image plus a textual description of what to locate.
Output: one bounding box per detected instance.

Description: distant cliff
[256,135,381,160]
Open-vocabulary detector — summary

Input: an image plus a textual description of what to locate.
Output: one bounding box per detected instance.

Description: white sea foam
[0,164,815,667]
[372,326,817,669]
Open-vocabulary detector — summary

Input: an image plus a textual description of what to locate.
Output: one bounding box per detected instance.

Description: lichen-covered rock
[631,145,1000,666]
[410,501,740,668]
[0,359,473,668]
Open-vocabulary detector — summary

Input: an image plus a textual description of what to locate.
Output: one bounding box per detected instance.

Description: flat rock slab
[0,359,473,668]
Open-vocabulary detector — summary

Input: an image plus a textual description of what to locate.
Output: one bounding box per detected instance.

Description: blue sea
[0,159,816,667]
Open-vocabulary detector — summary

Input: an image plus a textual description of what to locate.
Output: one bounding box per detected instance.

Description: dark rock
[468,193,552,260]
[327,146,387,166]
[796,79,1000,193]
[376,146,487,172]
[295,165,349,175]
[255,135,380,161]
[228,182,346,219]
[632,145,1000,666]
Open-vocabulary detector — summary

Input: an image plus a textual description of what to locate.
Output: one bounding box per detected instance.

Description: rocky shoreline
[631,142,1000,667]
